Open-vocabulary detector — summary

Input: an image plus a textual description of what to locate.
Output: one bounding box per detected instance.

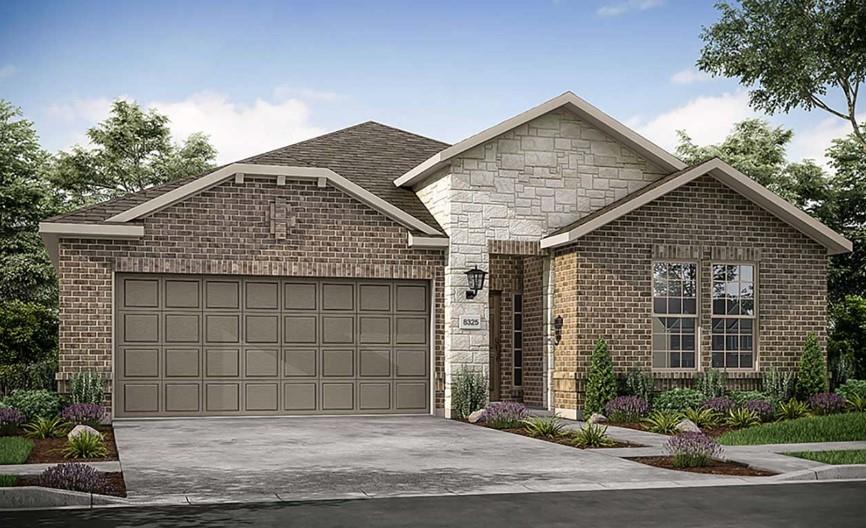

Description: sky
[0,0,858,168]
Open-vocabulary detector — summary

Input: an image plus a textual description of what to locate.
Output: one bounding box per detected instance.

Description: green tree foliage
[584,339,617,415]
[50,100,216,206]
[798,333,829,398]
[698,0,866,147]
[829,295,866,380]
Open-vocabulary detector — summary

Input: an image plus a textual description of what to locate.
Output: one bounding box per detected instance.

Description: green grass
[786,449,866,465]
[719,412,866,446]
[0,474,17,487]
[0,436,34,464]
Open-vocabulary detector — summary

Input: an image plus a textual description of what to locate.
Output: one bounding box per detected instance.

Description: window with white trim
[711,264,755,369]
[652,262,698,369]
[513,294,523,387]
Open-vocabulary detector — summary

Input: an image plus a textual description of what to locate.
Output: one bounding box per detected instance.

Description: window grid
[513,294,523,387]
[711,263,756,369]
[652,262,698,370]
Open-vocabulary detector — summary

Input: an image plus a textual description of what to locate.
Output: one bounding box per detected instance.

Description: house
[40,92,852,419]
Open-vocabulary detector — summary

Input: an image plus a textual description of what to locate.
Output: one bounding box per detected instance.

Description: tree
[828,295,866,381]
[797,333,829,398]
[584,339,617,415]
[698,0,866,147]
[51,100,216,206]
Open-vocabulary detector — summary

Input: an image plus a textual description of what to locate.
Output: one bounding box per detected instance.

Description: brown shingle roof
[49,122,449,231]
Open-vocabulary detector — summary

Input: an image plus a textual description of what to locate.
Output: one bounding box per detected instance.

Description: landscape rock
[467,409,486,424]
[67,424,102,440]
[675,419,701,433]
[587,413,607,424]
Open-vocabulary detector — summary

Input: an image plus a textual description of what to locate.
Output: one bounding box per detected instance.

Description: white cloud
[44,92,325,163]
[597,0,663,17]
[670,68,710,85]
[627,90,756,151]
[787,114,865,169]
[0,65,15,79]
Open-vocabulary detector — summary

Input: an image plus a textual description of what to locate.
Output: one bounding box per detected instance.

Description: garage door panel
[165,383,200,412]
[284,349,316,377]
[165,313,200,343]
[116,275,430,417]
[121,348,159,378]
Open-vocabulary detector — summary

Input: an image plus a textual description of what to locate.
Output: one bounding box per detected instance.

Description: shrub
[572,423,614,448]
[797,333,828,398]
[703,397,735,414]
[695,368,727,399]
[683,407,720,429]
[0,408,25,435]
[624,366,654,402]
[604,396,649,423]
[63,431,108,459]
[5,389,62,420]
[0,358,57,396]
[480,402,529,429]
[729,390,770,406]
[846,394,866,412]
[0,436,33,464]
[666,432,723,468]
[0,300,58,365]
[835,379,866,400]
[776,399,810,421]
[743,400,774,421]
[763,367,796,403]
[60,404,105,427]
[69,372,105,405]
[452,368,487,419]
[808,392,847,415]
[521,416,567,438]
[726,408,761,428]
[654,388,705,412]
[643,410,682,434]
[584,339,617,415]
[38,463,107,494]
[23,416,69,439]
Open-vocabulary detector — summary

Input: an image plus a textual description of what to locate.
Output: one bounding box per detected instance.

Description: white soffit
[540,158,852,255]
[105,163,443,236]
[393,91,687,188]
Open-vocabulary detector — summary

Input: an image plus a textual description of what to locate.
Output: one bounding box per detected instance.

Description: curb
[768,464,866,482]
[0,487,128,511]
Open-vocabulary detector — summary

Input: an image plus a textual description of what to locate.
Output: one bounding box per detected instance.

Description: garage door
[114,274,430,417]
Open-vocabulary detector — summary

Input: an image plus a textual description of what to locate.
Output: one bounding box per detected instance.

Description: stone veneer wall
[414,107,669,414]
[551,176,828,416]
[56,176,446,410]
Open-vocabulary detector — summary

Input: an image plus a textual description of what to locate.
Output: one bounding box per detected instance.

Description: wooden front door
[489,291,502,401]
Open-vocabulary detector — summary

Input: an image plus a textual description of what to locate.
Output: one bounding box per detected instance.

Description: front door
[489,291,502,401]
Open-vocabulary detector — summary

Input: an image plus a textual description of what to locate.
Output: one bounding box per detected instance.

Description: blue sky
[0,0,855,167]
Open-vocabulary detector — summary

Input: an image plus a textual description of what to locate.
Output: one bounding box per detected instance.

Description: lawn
[0,474,17,487]
[786,449,866,465]
[719,413,866,446]
[0,437,34,464]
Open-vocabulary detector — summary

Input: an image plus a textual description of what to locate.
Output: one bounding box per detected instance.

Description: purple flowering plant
[60,404,105,427]
[665,432,723,468]
[742,400,774,420]
[808,393,846,415]
[604,396,650,422]
[480,402,529,429]
[39,463,108,494]
[0,407,26,435]
[703,397,735,414]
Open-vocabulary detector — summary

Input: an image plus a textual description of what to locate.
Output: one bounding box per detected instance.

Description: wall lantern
[554,315,564,344]
[465,266,488,299]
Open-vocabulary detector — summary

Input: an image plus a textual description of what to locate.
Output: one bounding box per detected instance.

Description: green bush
[571,423,614,448]
[729,390,770,405]
[726,408,761,428]
[654,388,705,412]
[521,416,567,438]
[0,358,57,395]
[695,369,727,399]
[0,300,58,365]
[797,333,828,398]
[835,379,866,400]
[23,416,69,439]
[776,399,810,421]
[642,410,682,434]
[5,390,62,420]
[683,407,720,428]
[63,431,108,460]
[70,372,105,405]
[623,366,654,402]
[762,367,796,403]
[584,339,617,415]
[451,368,487,419]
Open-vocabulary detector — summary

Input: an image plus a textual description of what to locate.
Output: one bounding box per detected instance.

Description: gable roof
[393,91,687,188]
[48,121,449,231]
[540,158,852,255]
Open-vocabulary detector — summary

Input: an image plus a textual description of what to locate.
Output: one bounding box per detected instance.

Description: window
[712,264,755,369]
[513,294,523,387]
[652,262,697,369]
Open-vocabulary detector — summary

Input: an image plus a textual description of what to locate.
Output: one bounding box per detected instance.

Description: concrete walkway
[113,415,728,504]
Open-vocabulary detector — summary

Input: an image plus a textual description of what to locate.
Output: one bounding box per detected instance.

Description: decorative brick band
[488,240,544,256]
[115,257,438,280]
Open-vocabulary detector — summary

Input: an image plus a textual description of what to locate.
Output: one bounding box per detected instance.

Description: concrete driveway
[113,415,716,503]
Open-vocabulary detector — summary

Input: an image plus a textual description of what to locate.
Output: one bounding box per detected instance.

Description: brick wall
[57,176,446,410]
[552,175,828,413]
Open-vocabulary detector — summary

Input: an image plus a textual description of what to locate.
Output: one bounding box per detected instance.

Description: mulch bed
[608,422,654,433]
[482,425,645,448]
[15,471,127,498]
[23,426,119,464]
[627,456,776,476]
